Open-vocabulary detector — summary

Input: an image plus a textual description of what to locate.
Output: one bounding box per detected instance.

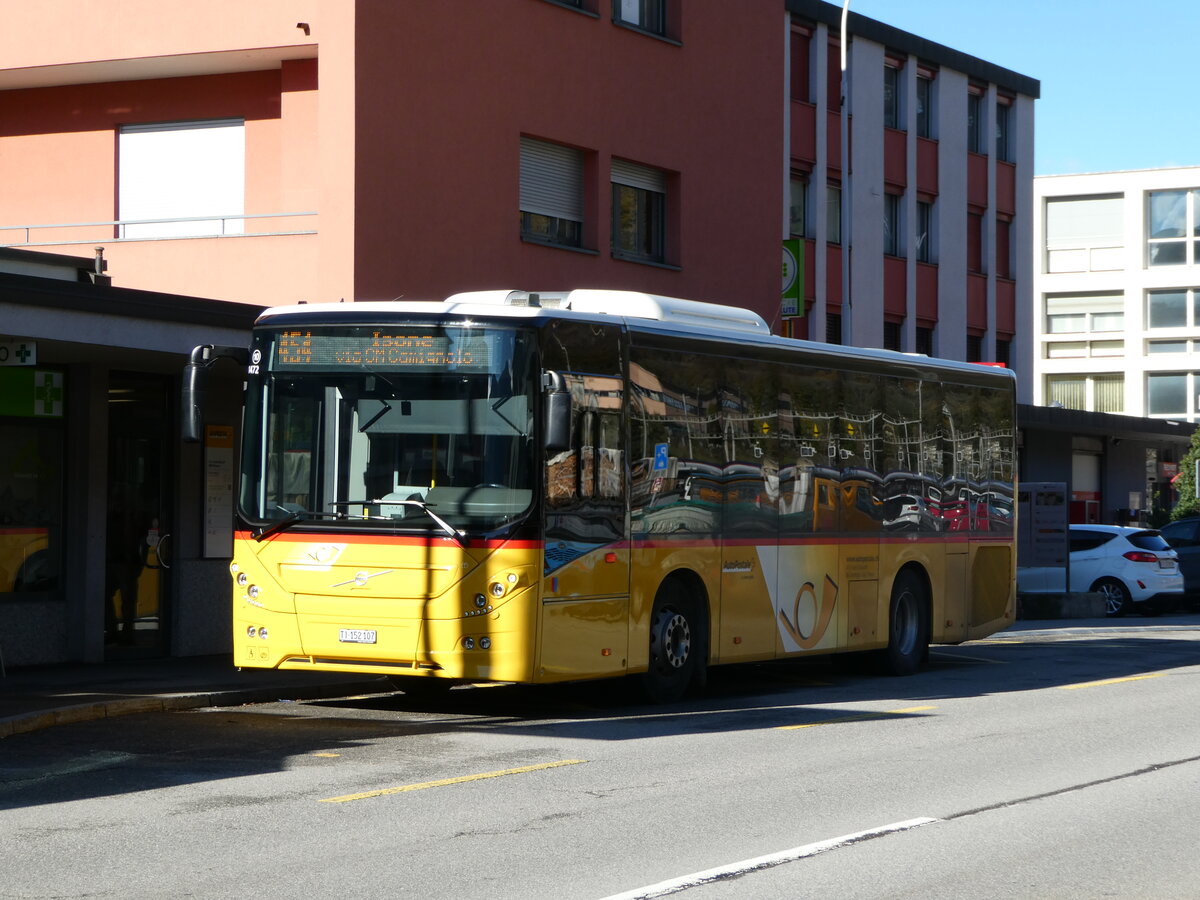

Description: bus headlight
[236,572,249,586]
[247,626,257,638]
[489,581,506,599]
[247,584,261,599]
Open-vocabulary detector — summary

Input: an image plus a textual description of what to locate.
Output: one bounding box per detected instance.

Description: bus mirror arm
[543,370,572,453]
[182,344,250,443]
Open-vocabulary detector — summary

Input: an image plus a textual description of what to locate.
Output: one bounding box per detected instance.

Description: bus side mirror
[543,370,572,453]
[181,344,250,442]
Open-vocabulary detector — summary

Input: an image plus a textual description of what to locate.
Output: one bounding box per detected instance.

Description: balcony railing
[0,211,317,247]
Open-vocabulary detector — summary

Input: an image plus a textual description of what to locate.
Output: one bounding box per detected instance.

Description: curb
[0,678,389,740]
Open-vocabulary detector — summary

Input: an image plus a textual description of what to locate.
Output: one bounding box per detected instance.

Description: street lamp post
[840,0,852,346]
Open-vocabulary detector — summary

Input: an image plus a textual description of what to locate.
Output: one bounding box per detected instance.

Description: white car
[1018,524,1183,616]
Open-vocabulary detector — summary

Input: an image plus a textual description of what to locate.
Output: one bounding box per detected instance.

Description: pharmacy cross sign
[34,371,64,416]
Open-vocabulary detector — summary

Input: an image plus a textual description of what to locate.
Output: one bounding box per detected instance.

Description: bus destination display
[271,329,491,371]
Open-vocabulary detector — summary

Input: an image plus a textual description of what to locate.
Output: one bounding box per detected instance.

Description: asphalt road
[2,623,1198,899]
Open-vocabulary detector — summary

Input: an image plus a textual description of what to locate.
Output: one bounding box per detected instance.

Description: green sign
[782,239,803,317]
[0,369,64,417]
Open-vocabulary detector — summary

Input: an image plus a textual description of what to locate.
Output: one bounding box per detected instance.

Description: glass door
[106,373,173,656]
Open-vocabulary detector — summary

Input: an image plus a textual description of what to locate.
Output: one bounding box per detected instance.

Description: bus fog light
[474,593,487,608]
[489,581,506,598]
[464,637,475,650]
[247,584,261,599]
[480,637,491,650]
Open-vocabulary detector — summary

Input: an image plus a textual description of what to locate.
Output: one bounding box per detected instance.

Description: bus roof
[255,289,1017,385]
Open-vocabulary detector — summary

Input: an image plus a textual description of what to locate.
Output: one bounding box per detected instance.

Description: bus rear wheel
[642,582,705,703]
[882,570,929,676]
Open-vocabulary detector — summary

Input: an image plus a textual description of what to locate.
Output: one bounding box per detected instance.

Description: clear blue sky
[847,1,1199,175]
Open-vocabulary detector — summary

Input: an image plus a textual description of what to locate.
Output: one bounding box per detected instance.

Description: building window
[1048,374,1124,413]
[826,313,842,345]
[1045,295,1124,334]
[996,217,1012,279]
[1147,372,1189,416]
[916,74,933,139]
[915,326,933,356]
[1146,288,1200,328]
[1045,194,1123,273]
[883,321,902,351]
[1147,189,1200,266]
[790,27,811,103]
[996,339,1011,367]
[884,64,902,130]
[916,200,934,263]
[118,119,245,238]
[1148,339,1190,353]
[967,212,984,273]
[884,193,903,257]
[967,335,983,362]
[789,177,808,238]
[967,91,982,154]
[1046,340,1124,358]
[611,158,666,263]
[827,41,843,109]
[615,0,666,36]
[0,389,65,593]
[519,137,584,248]
[995,100,1012,162]
[827,185,841,244]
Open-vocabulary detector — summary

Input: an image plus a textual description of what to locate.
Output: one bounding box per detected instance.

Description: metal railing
[0,211,317,247]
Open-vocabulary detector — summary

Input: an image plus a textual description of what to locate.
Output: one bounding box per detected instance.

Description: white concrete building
[1035,167,1200,422]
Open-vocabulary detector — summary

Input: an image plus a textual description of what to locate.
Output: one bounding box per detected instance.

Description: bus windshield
[239,323,538,535]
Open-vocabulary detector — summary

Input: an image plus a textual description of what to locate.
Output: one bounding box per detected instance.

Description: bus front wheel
[642,582,705,703]
[882,570,929,676]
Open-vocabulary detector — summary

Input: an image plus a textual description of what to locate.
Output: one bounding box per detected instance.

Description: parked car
[1017,524,1183,616]
[1156,517,1200,606]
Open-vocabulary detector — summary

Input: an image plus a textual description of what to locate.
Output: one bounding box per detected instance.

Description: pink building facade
[0,0,782,317]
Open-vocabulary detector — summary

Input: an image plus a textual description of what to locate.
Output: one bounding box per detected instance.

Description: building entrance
[105,373,173,656]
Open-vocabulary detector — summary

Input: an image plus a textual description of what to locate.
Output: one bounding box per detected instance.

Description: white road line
[597,817,940,900]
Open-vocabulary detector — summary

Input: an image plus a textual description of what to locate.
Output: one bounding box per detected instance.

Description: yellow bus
[183,289,1017,701]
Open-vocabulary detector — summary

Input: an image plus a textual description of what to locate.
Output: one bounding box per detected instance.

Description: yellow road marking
[319,759,587,803]
[1060,673,1165,690]
[313,753,341,758]
[777,705,936,730]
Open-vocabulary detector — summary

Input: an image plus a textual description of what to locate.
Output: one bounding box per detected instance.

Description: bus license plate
[339,629,377,644]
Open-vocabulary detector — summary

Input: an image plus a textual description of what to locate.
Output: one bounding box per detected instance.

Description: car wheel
[642,581,705,703]
[1093,577,1131,617]
[882,569,929,676]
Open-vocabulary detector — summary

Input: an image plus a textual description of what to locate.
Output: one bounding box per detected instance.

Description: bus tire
[882,569,929,676]
[642,580,705,703]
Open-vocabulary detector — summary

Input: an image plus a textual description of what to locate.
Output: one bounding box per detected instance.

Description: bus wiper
[358,401,392,432]
[359,499,467,547]
[254,508,340,542]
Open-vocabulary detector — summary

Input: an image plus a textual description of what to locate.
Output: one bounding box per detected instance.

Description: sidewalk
[3,613,1197,739]
[0,655,389,739]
